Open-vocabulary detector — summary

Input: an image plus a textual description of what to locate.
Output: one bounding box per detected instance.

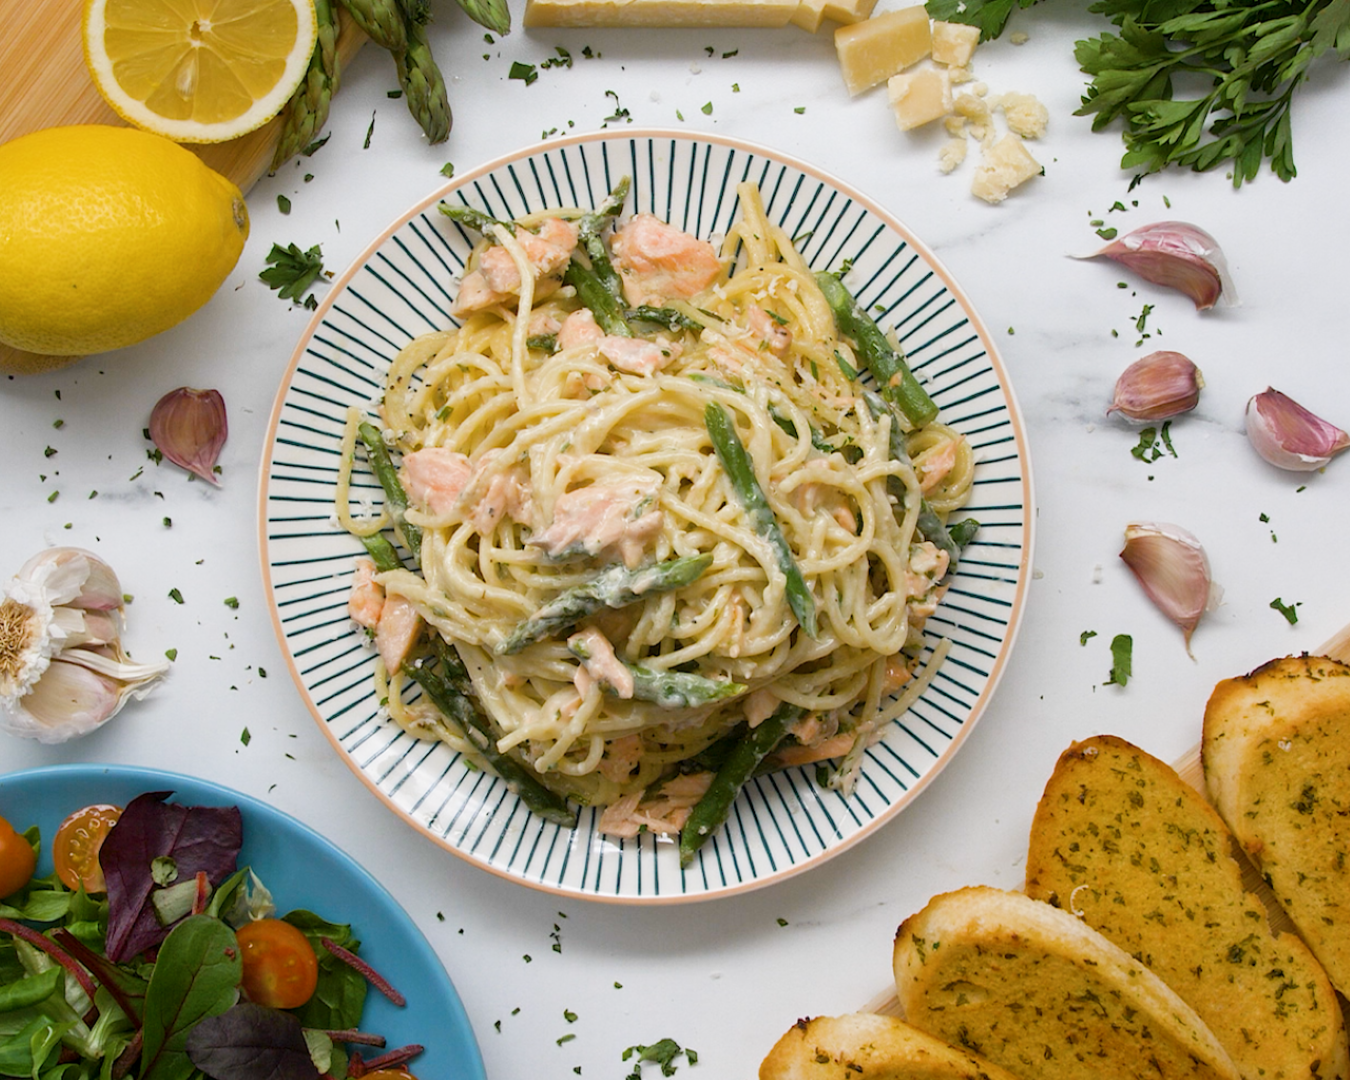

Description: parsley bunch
[925,0,1350,186]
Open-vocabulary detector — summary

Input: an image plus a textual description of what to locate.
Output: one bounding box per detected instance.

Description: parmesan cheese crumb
[938,139,967,174]
[1010,30,1029,44]
[997,91,1049,139]
[971,134,1041,203]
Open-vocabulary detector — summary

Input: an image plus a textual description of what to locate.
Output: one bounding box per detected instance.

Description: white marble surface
[3,7,1349,1078]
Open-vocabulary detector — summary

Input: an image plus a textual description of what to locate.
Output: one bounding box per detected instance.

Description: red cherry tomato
[52,804,122,894]
[236,918,319,1009]
[0,814,36,899]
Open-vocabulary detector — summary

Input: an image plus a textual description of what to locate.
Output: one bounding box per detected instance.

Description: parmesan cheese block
[523,0,798,26]
[834,5,931,96]
[1203,654,1350,997]
[1026,735,1350,1080]
[930,20,980,66]
[887,68,951,131]
[970,134,1041,203]
[894,886,1242,1080]
[791,0,877,32]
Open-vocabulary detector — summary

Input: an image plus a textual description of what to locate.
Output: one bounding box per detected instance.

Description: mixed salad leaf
[0,794,416,1080]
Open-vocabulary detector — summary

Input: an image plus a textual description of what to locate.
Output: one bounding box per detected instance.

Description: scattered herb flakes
[614,981,623,989]
[776,917,788,926]
[731,82,740,92]
[1096,226,1118,240]
[564,1009,578,1023]
[793,105,805,114]
[387,89,403,98]
[557,1034,576,1046]
[43,446,56,458]
[277,194,292,214]
[1080,630,1098,646]
[440,162,456,178]
[582,45,599,58]
[704,44,715,55]
[542,45,573,68]
[363,111,376,149]
[676,109,684,121]
[1270,597,1301,624]
[722,48,738,57]
[52,419,64,429]
[1105,634,1133,687]
[304,294,318,310]
[602,89,632,125]
[1109,200,1128,212]
[701,101,713,114]
[623,1039,698,1079]
[484,32,495,42]
[168,588,184,604]
[241,727,251,746]
[1129,424,1176,463]
[88,491,97,499]
[551,923,563,953]
[1296,484,1307,493]
[304,173,314,182]
[523,954,533,963]
[1259,512,1270,522]
[46,491,58,503]
[258,667,267,678]
[494,1020,502,1033]
[260,242,325,303]
[301,133,330,156]
[163,517,172,527]
[224,597,240,609]
[436,911,445,921]
[1135,303,1155,333]
[510,61,539,85]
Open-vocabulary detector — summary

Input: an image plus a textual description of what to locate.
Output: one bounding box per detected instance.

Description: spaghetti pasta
[340,181,975,843]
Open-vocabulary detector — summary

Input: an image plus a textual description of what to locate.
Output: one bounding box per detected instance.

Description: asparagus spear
[437,204,516,237]
[497,555,713,655]
[270,0,340,171]
[360,532,405,572]
[404,660,576,826]
[357,421,421,566]
[451,0,510,34]
[628,306,702,333]
[336,0,406,51]
[563,260,631,337]
[678,702,804,867]
[575,177,630,298]
[704,403,818,639]
[395,19,451,144]
[815,271,937,428]
[567,637,745,708]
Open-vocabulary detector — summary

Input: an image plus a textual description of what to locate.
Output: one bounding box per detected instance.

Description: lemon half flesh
[83,0,318,143]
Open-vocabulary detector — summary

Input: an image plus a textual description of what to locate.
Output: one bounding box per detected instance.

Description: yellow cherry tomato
[237,918,319,1009]
[52,804,122,894]
[0,814,36,899]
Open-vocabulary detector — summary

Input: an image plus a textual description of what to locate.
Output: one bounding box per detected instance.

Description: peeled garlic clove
[1245,388,1350,472]
[1107,351,1204,422]
[1091,222,1236,310]
[1120,522,1220,651]
[150,387,228,485]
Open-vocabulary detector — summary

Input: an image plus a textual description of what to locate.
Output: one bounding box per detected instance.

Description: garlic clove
[1245,388,1350,472]
[1120,522,1220,652]
[18,548,124,611]
[8,659,122,743]
[149,387,228,485]
[1107,351,1204,422]
[61,610,120,649]
[1089,222,1236,310]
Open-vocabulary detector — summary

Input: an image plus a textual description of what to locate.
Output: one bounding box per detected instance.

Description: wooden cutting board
[861,622,1350,1019]
[0,0,367,374]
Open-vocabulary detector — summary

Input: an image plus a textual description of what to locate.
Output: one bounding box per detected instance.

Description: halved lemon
[83,0,318,143]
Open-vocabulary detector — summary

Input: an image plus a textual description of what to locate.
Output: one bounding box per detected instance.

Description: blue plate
[0,764,484,1080]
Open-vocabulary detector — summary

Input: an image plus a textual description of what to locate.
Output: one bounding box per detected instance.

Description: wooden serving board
[0,0,367,373]
[862,622,1350,1019]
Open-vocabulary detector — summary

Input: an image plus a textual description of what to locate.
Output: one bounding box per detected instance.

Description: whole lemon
[0,125,249,356]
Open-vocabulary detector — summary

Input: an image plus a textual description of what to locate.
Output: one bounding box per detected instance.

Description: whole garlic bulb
[0,548,168,743]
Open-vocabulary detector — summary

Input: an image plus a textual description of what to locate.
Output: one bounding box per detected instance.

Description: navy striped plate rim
[257,130,1035,904]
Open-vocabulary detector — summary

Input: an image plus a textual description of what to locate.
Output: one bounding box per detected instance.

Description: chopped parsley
[363,111,376,149]
[1270,597,1300,625]
[164,648,178,662]
[623,1039,698,1079]
[241,727,251,746]
[168,588,184,604]
[440,162,456,178]
[1105,634,1132,686]
[1079,630,1097,646]
[224,597,240,609]
[1095,226,1117,240]
[300,133,330,156]
[277,194,291,214]
[510,61,539,85]
[260,242,325,303]
[603,89,632,125]
[542,45,573,68]
[701,101,713,114]
[793,106,805,114]
[1130,422,1176,463]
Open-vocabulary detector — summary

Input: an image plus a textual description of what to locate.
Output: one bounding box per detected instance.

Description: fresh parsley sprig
[925,0,1350,186]
[259,242,326,304]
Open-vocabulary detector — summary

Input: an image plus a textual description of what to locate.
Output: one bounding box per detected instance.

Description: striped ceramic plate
[259,131,1034,903]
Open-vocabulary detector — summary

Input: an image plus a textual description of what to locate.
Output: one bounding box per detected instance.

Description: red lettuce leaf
[102,792,243,963]
[185,1002,320,1080]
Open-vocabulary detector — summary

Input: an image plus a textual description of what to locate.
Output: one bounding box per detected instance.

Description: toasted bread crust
[893,885,1240,1080]
[759,1013,1026,1080]
[1203,654,1350,997]
[1026,734,1347,1080]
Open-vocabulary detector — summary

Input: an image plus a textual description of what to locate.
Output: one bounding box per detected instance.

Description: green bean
[567,638,745,707]
[357,422,421,566]
[815,271,937,428]
[360,533,405,573]
[678,703,804,867]
[405,661,576,826]
[705,402,817,638]
[563,260,631,337]
[497,555,712,655]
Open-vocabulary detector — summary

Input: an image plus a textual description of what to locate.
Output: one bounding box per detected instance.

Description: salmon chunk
[611,214,722,307]
[531,476,664,567]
